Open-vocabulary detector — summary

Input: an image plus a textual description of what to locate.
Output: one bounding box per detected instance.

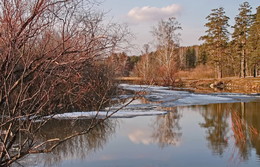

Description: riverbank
[117,77,260,94]
[181,77,260,94]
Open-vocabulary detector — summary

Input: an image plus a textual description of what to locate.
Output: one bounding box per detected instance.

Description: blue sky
[99,0,259,55]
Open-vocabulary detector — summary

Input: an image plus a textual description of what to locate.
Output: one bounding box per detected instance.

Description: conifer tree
[186,48,196,69]
[198,44,209,65]
[200,7,230,78]
[248,6,260,77]
[232,2,254,78]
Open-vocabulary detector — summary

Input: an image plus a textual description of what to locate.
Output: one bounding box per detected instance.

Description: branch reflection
[199,104,229,156]
[199,102,260,162]
[152,107,182,148]
[230,102,260,163]
[20,119,117,166]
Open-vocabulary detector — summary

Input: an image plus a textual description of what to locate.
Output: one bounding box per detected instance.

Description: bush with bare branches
[0,0,130,166]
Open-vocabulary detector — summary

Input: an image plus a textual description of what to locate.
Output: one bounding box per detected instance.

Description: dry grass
[116,77,142,81]
[177,65,215,79]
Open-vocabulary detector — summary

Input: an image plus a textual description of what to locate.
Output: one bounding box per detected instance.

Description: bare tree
[134,44,152,81]
[0,0,131,166]
[134,18,182,85]
[152,17,182,85]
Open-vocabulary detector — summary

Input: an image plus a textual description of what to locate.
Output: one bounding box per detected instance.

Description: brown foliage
[176,65,215,79]
[0,0,129,166]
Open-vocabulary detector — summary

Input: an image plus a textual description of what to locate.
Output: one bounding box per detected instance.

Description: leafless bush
[0,0,130,166]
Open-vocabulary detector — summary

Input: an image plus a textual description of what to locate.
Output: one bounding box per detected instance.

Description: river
[18,84,260,167]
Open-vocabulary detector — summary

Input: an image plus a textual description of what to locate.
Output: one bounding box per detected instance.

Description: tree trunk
[240,49,246,78]
[253,64,257,77]
[216,62,222,79]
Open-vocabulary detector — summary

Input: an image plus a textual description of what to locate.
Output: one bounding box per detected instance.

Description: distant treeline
[107,2,259,85]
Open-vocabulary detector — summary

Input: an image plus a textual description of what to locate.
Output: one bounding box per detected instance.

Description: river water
[19,84,260,167]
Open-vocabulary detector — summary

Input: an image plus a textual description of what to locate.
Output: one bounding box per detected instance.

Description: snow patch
[119,84,260,107]
[52,110,167,119]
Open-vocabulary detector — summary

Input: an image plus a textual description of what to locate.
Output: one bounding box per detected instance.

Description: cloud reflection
[128,129,153,145]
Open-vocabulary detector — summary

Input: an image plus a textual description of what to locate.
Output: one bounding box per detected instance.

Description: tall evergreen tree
[198,44,209,65]
[186,48,196,69]
[200,7,230,78]
[232,2,254,78]
[248,6,260,77]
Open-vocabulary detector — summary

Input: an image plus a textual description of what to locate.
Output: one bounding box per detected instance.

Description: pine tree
[248,6,260,77]
[198,44,209,65]
[232,2,254,78]
[200,7,230,78]
[186,47,196,69]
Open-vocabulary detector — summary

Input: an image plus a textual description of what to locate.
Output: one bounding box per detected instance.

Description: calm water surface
[20,85,260,167]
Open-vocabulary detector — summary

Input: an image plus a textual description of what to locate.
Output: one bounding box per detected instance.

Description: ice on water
[53,84,260,119]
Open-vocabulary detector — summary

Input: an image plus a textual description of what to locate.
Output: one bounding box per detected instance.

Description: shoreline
[181,77,260,94]
[118,77,260,94]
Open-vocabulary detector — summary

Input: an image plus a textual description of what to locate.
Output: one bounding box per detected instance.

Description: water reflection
[20,102,260,167]
[128,129,153,145]
[147,102,260,165]
[199,104,230,156]
[231,102,260,161]
[19,119,117,166]
[152,107,182,148]
[198,102,260,162]
[130,95,183,148]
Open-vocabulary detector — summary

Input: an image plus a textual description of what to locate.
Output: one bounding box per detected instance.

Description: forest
[0,0,259,166]
[110,2,259,86]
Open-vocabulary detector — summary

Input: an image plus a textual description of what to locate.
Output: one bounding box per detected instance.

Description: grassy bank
[179,77,260,93]
[119,77,260,94]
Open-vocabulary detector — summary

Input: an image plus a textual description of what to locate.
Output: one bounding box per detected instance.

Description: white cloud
[127,4,182,22]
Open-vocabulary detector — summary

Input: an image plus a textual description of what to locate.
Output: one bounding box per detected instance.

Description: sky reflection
[20,102,260,167]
